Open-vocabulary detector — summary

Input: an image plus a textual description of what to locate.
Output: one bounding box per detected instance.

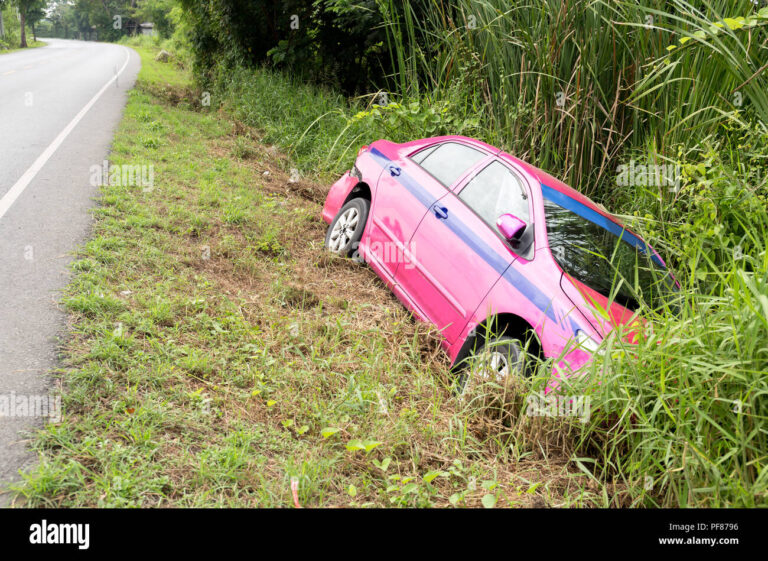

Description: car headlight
[350,164,362,180]
[575,329,603,354]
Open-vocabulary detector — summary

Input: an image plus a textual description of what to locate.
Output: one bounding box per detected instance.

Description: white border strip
[0,45,132,222]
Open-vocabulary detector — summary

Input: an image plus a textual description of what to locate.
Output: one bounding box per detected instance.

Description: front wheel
[457,335,532,397]
[325,198,370,257]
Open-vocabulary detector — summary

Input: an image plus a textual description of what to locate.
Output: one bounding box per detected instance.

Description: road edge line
[0,45,132,222]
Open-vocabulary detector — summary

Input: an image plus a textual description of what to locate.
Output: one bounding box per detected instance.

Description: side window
[410,142,486,187]
[458,161,530,227]
[409,144,439,164]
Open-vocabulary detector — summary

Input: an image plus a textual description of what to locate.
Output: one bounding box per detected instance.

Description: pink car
[322,136,676,393]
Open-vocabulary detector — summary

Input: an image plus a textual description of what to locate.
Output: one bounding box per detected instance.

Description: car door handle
[388,165,401,177]
[432,205,448,219]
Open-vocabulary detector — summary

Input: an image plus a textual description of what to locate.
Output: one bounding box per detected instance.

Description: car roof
[399,135,502,158]
[397,135,669,268]
[402,135,623,224]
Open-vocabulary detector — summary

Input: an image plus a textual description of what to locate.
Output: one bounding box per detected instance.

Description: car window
[458,161,530,226]
[543,198,677,311]
[412,142,486,187]
[409,144,439,164]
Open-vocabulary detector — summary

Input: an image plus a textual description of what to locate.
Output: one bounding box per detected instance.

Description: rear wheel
[325,198,369,257]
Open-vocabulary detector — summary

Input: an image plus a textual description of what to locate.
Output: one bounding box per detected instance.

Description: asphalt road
[0,39,140,505]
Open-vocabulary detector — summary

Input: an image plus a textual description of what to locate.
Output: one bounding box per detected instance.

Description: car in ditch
[322,135,677,394]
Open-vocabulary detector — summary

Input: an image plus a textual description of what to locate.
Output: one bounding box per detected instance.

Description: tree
[0,0,8,40]
[177,0,392,93]
[12,0,46,47]
[48,0,79,39]
[72,0,136,42]
[47,0,70,37]
[132,0,175,39]
[26,0,45,41]
[16,0,29,47]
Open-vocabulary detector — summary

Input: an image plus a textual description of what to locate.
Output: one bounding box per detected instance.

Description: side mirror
[496,213,527,241]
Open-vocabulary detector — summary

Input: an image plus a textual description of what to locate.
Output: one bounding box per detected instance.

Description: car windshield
[543,193,677,312]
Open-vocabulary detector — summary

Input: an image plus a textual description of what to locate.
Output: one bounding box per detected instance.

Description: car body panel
[322,171,358,224]
[397,177,510,343]
[363,142,449,280]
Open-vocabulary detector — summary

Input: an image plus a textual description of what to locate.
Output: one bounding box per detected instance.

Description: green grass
[9,46,603,508]
[0,39,46,54]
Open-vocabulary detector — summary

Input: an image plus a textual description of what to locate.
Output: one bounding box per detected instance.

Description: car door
[364,141,487,280]
[396,160,534,343]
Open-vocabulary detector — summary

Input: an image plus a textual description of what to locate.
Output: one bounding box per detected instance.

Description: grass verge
[0,40,46,54]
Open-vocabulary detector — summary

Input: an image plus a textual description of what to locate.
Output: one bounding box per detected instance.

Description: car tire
[457,335,532,397]
[325,198,370,258]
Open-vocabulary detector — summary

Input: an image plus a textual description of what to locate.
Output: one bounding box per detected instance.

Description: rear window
[410,142,486,187]
[543,198,677,312]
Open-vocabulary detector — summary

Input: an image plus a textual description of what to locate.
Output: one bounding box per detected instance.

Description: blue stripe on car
[369,147,558,323]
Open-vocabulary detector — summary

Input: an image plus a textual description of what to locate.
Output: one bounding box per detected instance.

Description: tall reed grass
[378,0,768,197]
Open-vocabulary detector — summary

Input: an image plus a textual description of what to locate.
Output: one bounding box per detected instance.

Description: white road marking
[0,46,131,222]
